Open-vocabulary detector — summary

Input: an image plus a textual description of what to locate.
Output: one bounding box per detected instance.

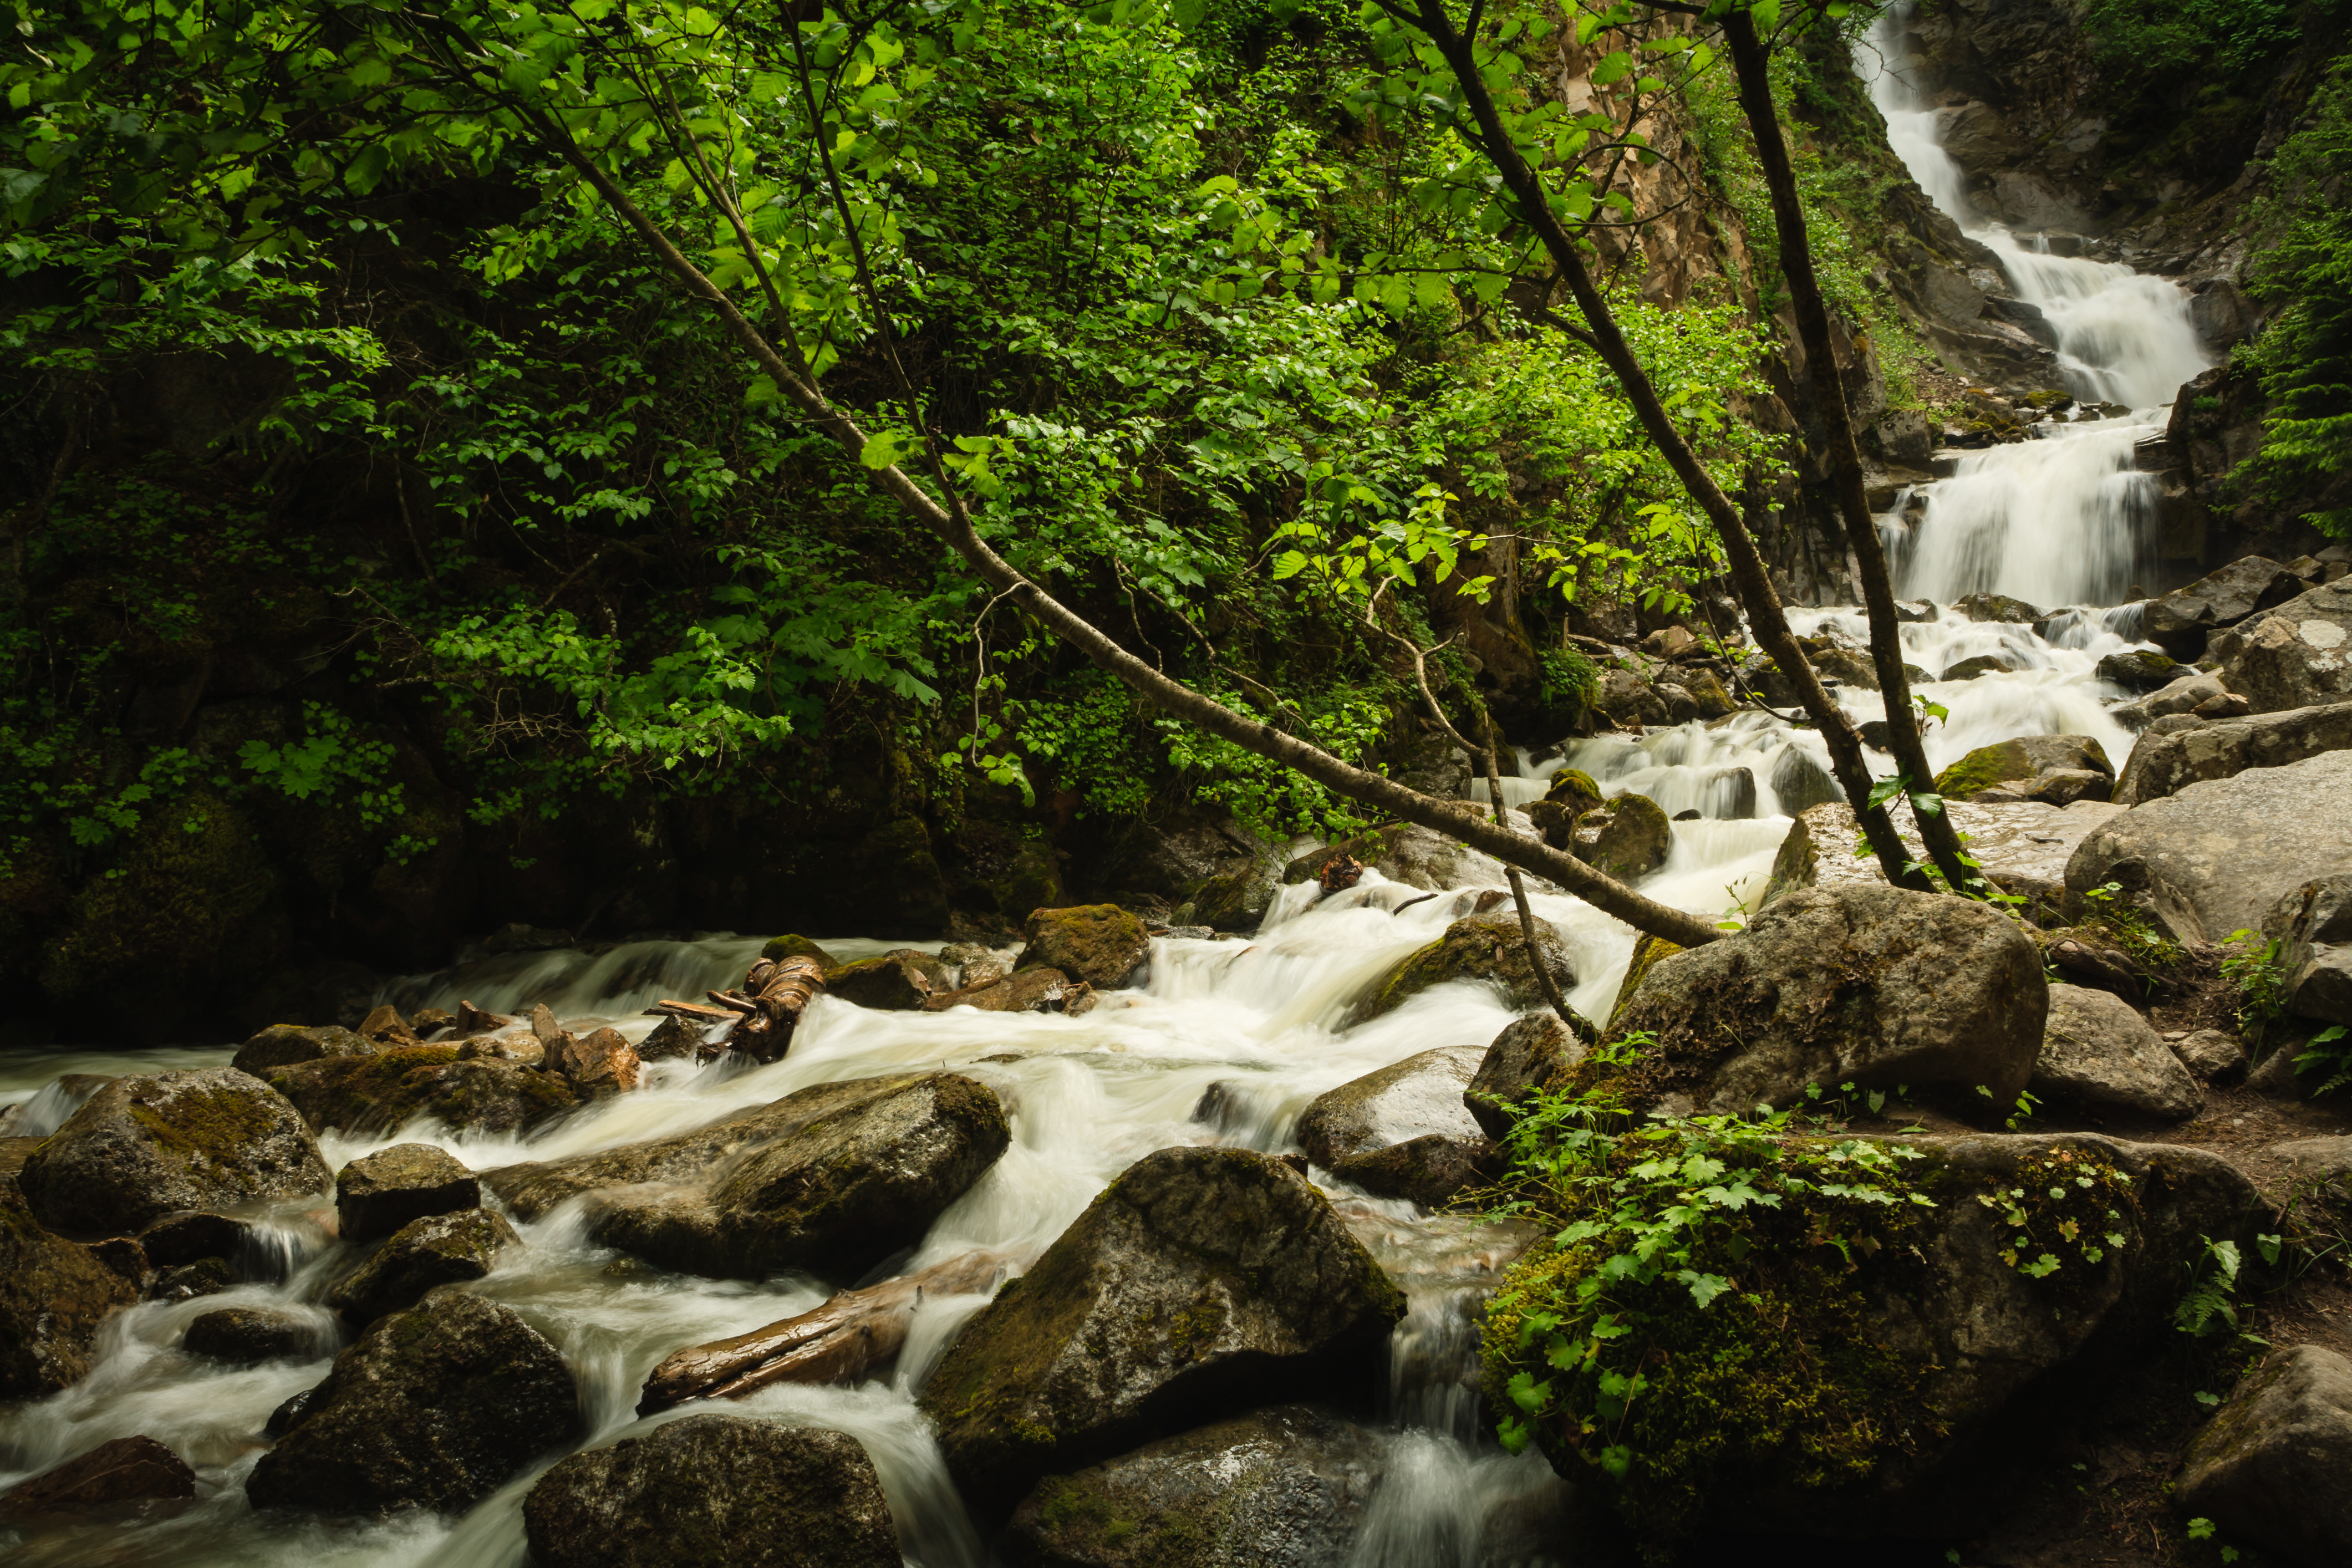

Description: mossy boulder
[1955,591,2044,624]
[1810,645,1879,689]
[262,1046,581,1137]
[1768,747,1844,814]
[1932,734,2114,800]
[336,1143,479,1244]
[1187,869,1275,933]
[919,1147,1405,1507]
[184,1306,325,1365]
[1017,904,1150,989]
[0,1182,136,1398]
[325,1208,521,1327]
[19,1068,331,1236]
[1940,653,2016,681]
[523,1415,900,1568]
[1465,1014,1588,1139]
[2179,1345,2352,1567]
[1758,816,1818,911]
[758,933,841,968]
[1543,768,1604,817]
[1298,1046,1484,1169]
[246,1290,580,1517]
[232,1024,378,1077]
[1583,792,1671,879]
[1609,934,1684,1031]
[823,948,948,1010]
[1353,914,1575,1024]
[2094,648,2184,690]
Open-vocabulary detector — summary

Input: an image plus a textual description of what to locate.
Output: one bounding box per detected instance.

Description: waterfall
[1860,8,2209,610]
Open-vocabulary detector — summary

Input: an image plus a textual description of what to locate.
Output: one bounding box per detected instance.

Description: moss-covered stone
[325,1207,520,1327]
[263,1045,581,1137]
[1932,734,2114,800]
[1956,591,2044,624]
[1758,816,1817,912]
[0,1182,136,1398]
[337,1143,479,1243]
[823,950,939,1010]
[1608,933,1684,1031]
[1585,793,1671,880]
[1017,904,1150,989]
[1543,768,1604,817]
[1354,914,1575,1024]
[232,1024,378,1077]
[758,933,841,968]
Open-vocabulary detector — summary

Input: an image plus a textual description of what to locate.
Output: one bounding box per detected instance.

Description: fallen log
[727,954,827,1063]
[637,1250,1010,1415]
[646,999,735,1022]
[704,990,758,1014]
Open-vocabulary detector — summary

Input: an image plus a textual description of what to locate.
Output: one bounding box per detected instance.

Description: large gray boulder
[1608,885,2046,1113]
[2113,701,2352,806]
[2032,984,2203,1121]
[2209,579,2352,714]
[2141,556,2306,658]
[488,1073,1009,1281]
[2178,1345,2352,1566]
[919,1147,1404,1504]
[246,1291,580,1516]
[2065,750,2352,945]
[1464,1014,1585,1139]
[2111,672,2227,731]
[2264,875,2352,1026]
[1296,1046,1491,1208]
[1932,733,2112,803]
[523,1415,900,1568]
[1002,1406,1385,1568]
[0,1184,136,1398]
[18,1068,332,1236]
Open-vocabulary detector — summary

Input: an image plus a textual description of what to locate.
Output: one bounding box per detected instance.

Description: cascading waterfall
[1861,8,2210,609]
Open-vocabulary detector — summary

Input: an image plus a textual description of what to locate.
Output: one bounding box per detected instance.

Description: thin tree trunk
[1721,9,1974,893]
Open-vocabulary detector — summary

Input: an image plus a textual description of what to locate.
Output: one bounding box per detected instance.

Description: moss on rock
[1017,904,1150,989]
[759,934,841,968]
[1356,914,1575,1024]
[263,1046,579,1137]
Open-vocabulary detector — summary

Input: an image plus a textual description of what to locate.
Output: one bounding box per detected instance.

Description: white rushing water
[1861,8,2209,609]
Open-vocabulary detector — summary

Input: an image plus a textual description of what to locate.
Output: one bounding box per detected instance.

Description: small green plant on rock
[1977,1146,2135,1280]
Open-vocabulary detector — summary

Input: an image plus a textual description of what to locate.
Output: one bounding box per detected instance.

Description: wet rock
[1019,905,1150,989]
[0,1435,194,1519]
[1003,1406,1385,1568]
[1956,591,2043,624]
[523,1414,900,1568]
[926,966,1083,1014]
[247,1290,581,1517]
[1760,814,1819,909]
[920,1147,1404,1503]
[1594,666,1667,726]
[325,1208,521,1327]
[2033,985,2203,1121]
[1811,644,1880,690]
[18,1068,330,1236]
[634,1011,724,1062]
[151,1256,237,1301]
[2095,649,2185,690]
[2142,557,2307,658]
[1329,1134,1498,1209]
[1941,653,2016,681]
[547,1026,643,1095]
[1465,1014,1586,1139]
[232,1024,379,1077]
[2114,701,2352,806]
[1769,747,1844,813]
[759,933,842,968]
[2172,1030,2248,1082]
[1683,668,1738,719]
[1543,768,1604,817]
[262,1046,581,1137]
[184,1306,323,1364]
[2178,1345,2352,1566]
[0,1183,136,1398]
[1933,734,2112,802]
[1608,885,2046,1113]
[1584,792,1671,879]
[337,1143,480,1244]
[2112,674,2227,731]
[2208,579,2352,715]
[1280,823,1475,894]
[1353,914,1574,1024]
[357,1005,420,1048]
[1653,683,1699,724]
[1299,1047,1485,1169]
[88,1235,148,1287]
[510,1073,1009,1282]
[2264,875,2352,1027]
[138,1209,253,1267]
[2065,749,2352,946]
[823,949,943,1010]
[454,1000,512,1036]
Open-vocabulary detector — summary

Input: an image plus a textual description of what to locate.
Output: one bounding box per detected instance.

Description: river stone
[1543,768,1604,817]
[2113,701,2352,806]
[1019,905,1150,989]
[337,1143,479,1244]
[1595,666,1668,725]
[1941,653,2016,681]
[0,1183,136,1398]
[1002,1405,1386,1568]
[547,1026,643,1095]
[184,1306,323,1364]
[552,1073,1010,1281]
[925,966,1081,1013]
[1299,1047,1485,1169]
[823,950,941,1010]
[522,1414,899,1568]
[1811,645,1879,690]
[2178,1344,2352,1566]
[1585,792,1671,879]
[919,1147,1405,1504]
[2095,649,2185,690]
[246,1290,580,1516]
[2111,673,2227,731]
[0,1435,195,1518]
[2173,1030,2248,1081]
[1353,914,1574,1025]
[2065,750,2352,946]
[2033,985,2203,1121]
[1956,591,2043,624]
[261,1046,581,1137]
[138,1209,253,1267]
[1769,746,1844,813]
[1933,734,2113,801]
[2263,875,2352,1026]
[1760,814,1819,909]
[2140,556,2304,657]
[18,1068,330,1237]
[232,1024,378,1077]
[759,933,841,968]
[325,1209,521,1327]
[1465,1015,1586,1139]
[2206,578,2352,711]
[1608,885,2046,1113]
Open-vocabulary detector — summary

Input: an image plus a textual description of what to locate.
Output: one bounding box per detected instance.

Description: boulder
[1583,792,1672,879]
[184,1306,324,1365]
[1296,1047,1493,1204]
[1768,747,1844,813]
[2094,649,2185,690]
[636,1011,730,1062]
[2113,701,2352,806]
[823,949,943,1010]
[491,1073,1009,1282]
[1019,905,1150,989]
[1932,734,2113,802]
[1003,1406,1386,1568]
[2172,1030,2248,1081]
[1595,666,1667,726]
[337,1143,480,1243]
[1811,645,1879,690]
[1956,592,2042,624]
[325,1208,521,1327]
[2178,1345,2352,1566]
[1353,914,1574,1024]
[2032,984,2204,1121]
[924,966,1082,1014]
[18,1068,331,1236]
[137,1209,253,1268]
[1542,768,1604,817]
[261,1046,581,1137]
[919,1147,1405,1503]
[0,1435,194,1519]
[232,1024,378,1077]
[246,1290,581,1516]
[151,1256,235,1301]
[2264,875,2352,1026]
[0,1183,137,1398]
[522,1414,899,1568]
[1683,668,1738,719]
[2065,750,2352,945]
[1941,653,2015,681]
[1760,814,1819,909]
[2272,1134,2352,1182]
[1465,1014,1586,1139]
[546,1026,643,1094]
[760,933,841,968]
[2210,579,2352,715]
[2141,556,2305,658]
[1607,885,2046,1113]
[1281,822,1477,894]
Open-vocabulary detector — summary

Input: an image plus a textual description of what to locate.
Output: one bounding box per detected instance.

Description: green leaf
[859,432,908,470]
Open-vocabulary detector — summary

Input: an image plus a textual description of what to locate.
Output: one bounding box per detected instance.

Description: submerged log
[646,999,734,1023]
[637,1250,1010,1415]
[726,954,827,1063]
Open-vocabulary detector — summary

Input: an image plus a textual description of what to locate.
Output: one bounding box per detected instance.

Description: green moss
[1544,768,1603,816]
[126,1085,280,1173]
[1931,739,2034,801]
[1608,934,1683,1031]
[759,934,841,967]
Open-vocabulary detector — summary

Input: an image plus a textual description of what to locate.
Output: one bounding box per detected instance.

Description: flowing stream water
[0,18,2213,1566]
